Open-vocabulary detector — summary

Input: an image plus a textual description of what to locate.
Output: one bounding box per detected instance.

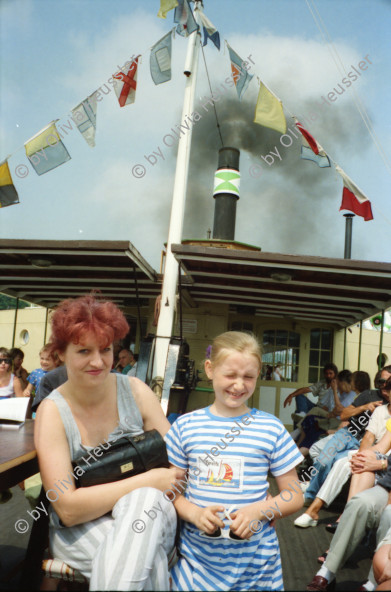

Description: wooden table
[0,420,38,490]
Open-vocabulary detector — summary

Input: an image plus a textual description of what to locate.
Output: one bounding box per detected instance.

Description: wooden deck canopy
[1,239,390,328]
[0,239,160,308]
[172,243,391,328]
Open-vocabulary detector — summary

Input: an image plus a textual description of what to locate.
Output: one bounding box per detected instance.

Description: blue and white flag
[24,122,71,176]
[227,44,253,100]
[199,12,220,49]
[174,0,198,37]
[71,93,98,147]
[150,30,172,85]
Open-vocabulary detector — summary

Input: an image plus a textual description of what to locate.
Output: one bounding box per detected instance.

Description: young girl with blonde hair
[165,331,304,591]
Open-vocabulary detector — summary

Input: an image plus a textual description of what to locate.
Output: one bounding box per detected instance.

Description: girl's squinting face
[205,351,260,416]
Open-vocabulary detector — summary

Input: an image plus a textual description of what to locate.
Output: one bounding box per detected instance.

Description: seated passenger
[10,347,29,390]
[295,370,356,454]
[373,528,391,591]
[284,362,338,416]
[0,347,23,398]
[294,368,390,528]
[306,376,391,592]
[22,344,58,398]
[35,294,182,590]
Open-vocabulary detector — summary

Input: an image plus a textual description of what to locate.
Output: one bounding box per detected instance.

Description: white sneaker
[299,481,310,493]
[294,513,318,528]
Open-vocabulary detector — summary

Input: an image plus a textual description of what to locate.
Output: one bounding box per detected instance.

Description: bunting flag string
[0,0,375,220]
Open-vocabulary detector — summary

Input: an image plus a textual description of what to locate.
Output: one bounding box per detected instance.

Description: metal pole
[357,320,362,370]
[343,327,347,368]
[153,2,202,383]
[379,310,385,370]
[43,307,49,344]
[343,213,355,259]
[11,297,19,347]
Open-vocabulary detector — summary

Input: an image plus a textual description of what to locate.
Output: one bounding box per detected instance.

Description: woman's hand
[147,466,186,495]
[192,505,225,534]
[350,450,383,473]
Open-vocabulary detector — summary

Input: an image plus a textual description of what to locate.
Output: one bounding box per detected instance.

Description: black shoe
[325,521,339,534]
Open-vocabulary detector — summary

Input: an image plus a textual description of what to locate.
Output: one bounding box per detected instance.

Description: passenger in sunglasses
[0,347,23,398]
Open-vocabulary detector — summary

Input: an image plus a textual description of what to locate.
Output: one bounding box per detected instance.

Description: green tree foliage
[0,294,30,310]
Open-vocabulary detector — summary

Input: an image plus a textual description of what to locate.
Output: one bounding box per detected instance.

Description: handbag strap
[124,432,150,471]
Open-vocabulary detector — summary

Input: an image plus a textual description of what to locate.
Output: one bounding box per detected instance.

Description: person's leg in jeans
[305,430,359,501]
[295,394,315,414]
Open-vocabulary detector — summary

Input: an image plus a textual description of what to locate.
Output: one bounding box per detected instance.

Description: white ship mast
[153,0,203,412]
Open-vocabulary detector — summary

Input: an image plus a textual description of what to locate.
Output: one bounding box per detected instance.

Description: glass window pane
[288,332,300,347]
[310,329,320,349]
[321,330,332,349]
[309,350,320,366]
[308,367,319,383]
[276,330,288,346]
[262,330,274,346]
[320,350,331,366]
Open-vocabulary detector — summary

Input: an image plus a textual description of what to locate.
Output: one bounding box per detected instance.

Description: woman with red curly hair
[35,294,183,590]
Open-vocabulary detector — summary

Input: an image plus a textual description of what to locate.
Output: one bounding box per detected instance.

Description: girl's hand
[192,505,225,534]
[229,502,266,539]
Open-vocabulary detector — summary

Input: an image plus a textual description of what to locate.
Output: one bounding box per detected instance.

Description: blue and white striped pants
[49,487,177,591]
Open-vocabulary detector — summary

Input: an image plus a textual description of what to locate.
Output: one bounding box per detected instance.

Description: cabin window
[308,328,333,382]
[230,321,254,333]
[261,330,300,382]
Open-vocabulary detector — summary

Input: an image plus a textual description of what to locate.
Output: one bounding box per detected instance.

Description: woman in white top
[0,347,23,398]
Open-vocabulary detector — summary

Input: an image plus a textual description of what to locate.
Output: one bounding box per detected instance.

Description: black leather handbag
[72,429,169,488]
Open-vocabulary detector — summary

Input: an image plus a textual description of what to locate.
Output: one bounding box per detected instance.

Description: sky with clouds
[1,0,390,270]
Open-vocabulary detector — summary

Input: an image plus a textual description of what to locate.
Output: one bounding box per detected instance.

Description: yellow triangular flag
[254,82,286,134]
[157,0,178,19]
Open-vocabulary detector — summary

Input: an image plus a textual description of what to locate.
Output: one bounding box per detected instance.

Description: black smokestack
[212,147,240,240]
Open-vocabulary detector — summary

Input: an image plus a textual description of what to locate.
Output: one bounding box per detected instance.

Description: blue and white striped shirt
[165,406,303,591]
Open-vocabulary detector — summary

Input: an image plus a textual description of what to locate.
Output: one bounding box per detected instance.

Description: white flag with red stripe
[295,119,330,167]
[113,56,140,108]
[336,165,374,221]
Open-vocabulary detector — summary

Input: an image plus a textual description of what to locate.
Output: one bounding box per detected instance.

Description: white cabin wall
[1,304,390,426]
